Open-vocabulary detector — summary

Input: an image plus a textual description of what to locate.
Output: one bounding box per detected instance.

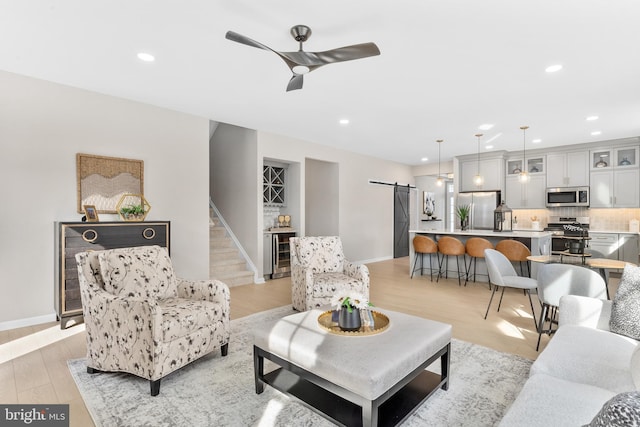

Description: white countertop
[588,230,639,235]
[409,229,552,239]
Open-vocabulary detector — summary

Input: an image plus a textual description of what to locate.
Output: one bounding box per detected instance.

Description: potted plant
[456,204,471,230]
[331,292,373,332]
[120,204,146,221]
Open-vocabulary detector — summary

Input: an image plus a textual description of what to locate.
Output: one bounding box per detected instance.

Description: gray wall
[0,71,210,329]
[210,124,260,264]
[305,158,339,236]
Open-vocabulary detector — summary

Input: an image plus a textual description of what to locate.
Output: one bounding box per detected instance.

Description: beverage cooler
[272,232,296,279]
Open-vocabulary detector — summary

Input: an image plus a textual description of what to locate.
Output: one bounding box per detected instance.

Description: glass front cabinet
[591,146,639,170]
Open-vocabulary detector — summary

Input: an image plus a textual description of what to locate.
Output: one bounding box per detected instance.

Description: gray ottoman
[253,308,452,426]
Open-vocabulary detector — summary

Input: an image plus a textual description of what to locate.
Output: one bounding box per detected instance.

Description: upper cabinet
[590,146,639,170]
[546,151,589,188]
[459,157,504,192]
[505,156,546,208]
[263,164,286,206]
[590,145,640,208]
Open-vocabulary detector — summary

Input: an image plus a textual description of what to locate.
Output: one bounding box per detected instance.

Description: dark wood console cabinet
[54,221,170,328]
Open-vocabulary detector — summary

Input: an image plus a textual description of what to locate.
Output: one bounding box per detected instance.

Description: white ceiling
[2,1,639,165]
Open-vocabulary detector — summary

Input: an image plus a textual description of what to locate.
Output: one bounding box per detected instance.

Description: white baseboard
[0,312,57,332]
[359,255,394,265]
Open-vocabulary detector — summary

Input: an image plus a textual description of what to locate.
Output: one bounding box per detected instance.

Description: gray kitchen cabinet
[619,234,640,264]
[589,232,639,263]
[546,151,589,188]
[588,233,618,259]
[460,158,504,192]
[505,174,546,208]
[590,168,639,208]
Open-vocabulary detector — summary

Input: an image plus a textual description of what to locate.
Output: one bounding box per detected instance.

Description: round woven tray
[317,310,390,336]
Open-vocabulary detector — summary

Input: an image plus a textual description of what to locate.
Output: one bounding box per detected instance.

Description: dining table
[527,254,635,299]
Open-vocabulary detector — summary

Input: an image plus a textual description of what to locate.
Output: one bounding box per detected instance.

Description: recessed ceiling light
[591,131,602,136]
[545,64,563,73]
[485,145,494,150]
[586,115,599,121]
[532,139,542,143]
[478,124,494,131]
[137,52,155,62]
[339,119,349,125]
[421,157,429,162]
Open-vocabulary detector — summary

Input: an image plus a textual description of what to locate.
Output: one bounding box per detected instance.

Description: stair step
[210,270,254,287]
[210,259,247,273]
[210,247,241,261]
[210,237,235,248]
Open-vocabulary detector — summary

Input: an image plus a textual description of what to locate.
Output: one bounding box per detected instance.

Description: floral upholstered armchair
[290,236,370,311]
[75,245,230,396]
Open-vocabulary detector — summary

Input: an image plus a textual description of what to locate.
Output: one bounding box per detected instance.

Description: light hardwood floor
[0,256,619,427]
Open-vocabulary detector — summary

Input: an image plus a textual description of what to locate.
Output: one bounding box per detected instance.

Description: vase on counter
[461,218,469,231]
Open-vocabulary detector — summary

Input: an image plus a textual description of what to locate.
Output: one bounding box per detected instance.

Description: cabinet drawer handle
[142,227,156,240]
[82,229,98,243]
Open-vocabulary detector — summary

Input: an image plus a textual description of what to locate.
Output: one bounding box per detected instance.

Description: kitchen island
[409,229,553,281]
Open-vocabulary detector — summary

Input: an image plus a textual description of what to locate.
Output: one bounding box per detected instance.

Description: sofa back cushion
[292,236,344,273]
[98,245,178,299]
[610,264,640,341]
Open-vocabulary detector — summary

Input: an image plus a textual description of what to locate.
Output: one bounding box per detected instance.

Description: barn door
[394,185,410,258]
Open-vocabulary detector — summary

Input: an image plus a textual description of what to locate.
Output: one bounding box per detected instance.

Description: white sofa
[499,295,640,426]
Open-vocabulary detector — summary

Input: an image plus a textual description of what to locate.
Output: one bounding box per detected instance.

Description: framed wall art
[76,153,144,214]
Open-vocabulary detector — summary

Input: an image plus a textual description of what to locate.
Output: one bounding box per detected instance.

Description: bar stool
[436,236,467,286]
[496,239,531,277]
[464,237,493,286]
[411,235,438,280]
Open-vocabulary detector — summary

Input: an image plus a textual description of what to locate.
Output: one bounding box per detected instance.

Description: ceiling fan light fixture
[137,52,155,62]
[545,64,563,73]
[292,65,310,75]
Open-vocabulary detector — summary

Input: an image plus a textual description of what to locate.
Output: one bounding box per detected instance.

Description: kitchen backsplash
[513,207,640,231]
[264,206,281,230]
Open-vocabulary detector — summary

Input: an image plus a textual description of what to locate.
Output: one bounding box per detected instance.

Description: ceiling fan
[225,25,380,91]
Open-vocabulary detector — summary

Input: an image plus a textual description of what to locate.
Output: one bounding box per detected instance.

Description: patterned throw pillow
[610,264,640,340]
[587,391,640,427]
[98,245,178,299]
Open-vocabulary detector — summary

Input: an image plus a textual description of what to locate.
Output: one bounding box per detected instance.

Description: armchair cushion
[311,272,367,298]
[159,298,223,342]
[610,264,640,341]
[98,245,178,299]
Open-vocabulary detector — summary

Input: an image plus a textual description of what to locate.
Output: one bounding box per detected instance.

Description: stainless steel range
[544,216,590,253]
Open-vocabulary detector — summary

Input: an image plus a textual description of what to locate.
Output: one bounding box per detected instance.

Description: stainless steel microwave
[546,187,590,207]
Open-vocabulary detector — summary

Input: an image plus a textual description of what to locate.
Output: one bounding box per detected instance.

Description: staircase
[209,210,254,287]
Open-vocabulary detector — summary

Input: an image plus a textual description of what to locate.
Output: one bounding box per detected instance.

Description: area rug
[68,305,532,427]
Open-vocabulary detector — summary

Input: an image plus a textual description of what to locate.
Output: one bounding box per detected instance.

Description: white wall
[305,158,339,236]
[210,124,259,264]
[0,71,210,329]
[258,132,414,263]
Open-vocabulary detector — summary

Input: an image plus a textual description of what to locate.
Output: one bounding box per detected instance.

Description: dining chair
[535,263,607,350]
[484,249,538,328]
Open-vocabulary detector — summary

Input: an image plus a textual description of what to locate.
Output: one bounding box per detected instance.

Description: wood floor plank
[1,256,619,427]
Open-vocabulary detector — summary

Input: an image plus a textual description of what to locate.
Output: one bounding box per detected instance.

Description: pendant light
[473,133,484,187]
[436,139,444,186]
[519,126,530,183]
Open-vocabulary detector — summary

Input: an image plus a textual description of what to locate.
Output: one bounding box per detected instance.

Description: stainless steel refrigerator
[457,191,501,230]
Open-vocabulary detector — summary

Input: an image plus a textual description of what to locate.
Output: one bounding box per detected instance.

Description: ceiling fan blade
[314,42,381,64]
[286,74,304,92]
[225,31,274,52]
